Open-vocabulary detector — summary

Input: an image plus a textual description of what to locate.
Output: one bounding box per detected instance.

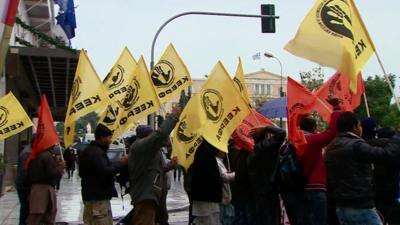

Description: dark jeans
[157,190,169,225]
[281,191,303,225]
[336,207,383,225]
[282,191,328,225]
[255,193,280,225]
[233,199,256,225]
[17,187,30,225]
[174,166,183,182]
[188,195,195,225]
[300,191,327,225]
[67,169,74,179]
[55,179,61,190]
[376,200,400,224]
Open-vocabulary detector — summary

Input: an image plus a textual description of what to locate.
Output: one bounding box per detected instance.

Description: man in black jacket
[248,125,286,225]
[325,112,400,225]
[79,124,128,225]
[190,140,222,225]
[373,127,400,225]
[16,140,31,225]
[27,146,64,225]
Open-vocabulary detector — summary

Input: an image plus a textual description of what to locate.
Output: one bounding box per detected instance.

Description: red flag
[25,95,59,168]
[315,72,365,122]
[312,97,333,124]
[231,110,275,152]
[1,0,20,75]
[287,77,317,157]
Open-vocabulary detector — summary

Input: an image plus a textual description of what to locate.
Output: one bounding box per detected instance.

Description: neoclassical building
[160,68,287,113]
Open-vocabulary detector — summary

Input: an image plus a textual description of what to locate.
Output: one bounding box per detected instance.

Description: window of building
[267,84,271,95]
[255,84,260,95]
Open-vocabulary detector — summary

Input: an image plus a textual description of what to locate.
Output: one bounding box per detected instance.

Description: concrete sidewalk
[0,172,189,225]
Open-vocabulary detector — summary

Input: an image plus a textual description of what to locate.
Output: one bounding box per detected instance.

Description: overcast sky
[70,0,400,84]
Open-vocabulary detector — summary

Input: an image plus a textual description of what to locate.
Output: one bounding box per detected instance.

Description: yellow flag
[171,94,205,170]
[151,43,192,103]
[111,56,161,140]
[0,92,34,140]
[103,47,137,103]
[100,48,137,133]
[63,112,75,148]
[285,0,375,92]
[200,62,251,152]
[64,50,109,147]
[233,57,251,105]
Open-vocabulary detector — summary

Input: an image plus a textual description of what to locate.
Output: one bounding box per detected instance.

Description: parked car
[72,138,125,163]
[108,140,126,163]
[83,133,95,143]
[107,148,125,163]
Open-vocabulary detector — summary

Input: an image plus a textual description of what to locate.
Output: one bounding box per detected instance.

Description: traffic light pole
[149,11,279,128]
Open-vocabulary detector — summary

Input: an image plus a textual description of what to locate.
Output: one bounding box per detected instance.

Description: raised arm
[353,139,400,163]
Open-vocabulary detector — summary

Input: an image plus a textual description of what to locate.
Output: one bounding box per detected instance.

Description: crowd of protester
[13,101,400,225]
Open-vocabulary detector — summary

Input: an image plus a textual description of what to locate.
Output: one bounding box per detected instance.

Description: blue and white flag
[55,0,76,39]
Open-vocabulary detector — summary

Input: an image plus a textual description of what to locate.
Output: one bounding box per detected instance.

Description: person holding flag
[295,97,341,225]
[190,140,224,225]
[247,125,286,225]
[128,106,181,225]
[286,77,343,225]
[25,95,65,225]
[78,124,128,225]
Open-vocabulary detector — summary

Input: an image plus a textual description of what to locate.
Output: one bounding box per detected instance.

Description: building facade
[157,68,288,115]
[1,0,75,190]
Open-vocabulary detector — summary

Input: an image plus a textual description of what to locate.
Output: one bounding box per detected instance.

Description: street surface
[0,171,189,225]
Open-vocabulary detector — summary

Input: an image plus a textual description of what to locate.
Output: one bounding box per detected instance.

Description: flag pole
[362,93,371,117]
[316,98,332,114]
[109,106,127,149]
[57,144,64,161]
[375,52,400,112]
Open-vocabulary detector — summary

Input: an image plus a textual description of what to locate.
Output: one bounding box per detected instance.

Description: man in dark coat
[190,140,223,225]
[372,127,400,225]
[26,146,64,225]
[15,140,32,225]
[79,124,128,225]
[63,147,76,179]
[247,125,286,225]
[325,112,400,225]
[129,107,181,225]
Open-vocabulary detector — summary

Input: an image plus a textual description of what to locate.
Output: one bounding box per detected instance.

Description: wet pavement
[0,171,189,224]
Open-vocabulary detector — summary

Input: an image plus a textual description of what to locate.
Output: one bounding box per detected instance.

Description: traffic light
[261,4,276,33]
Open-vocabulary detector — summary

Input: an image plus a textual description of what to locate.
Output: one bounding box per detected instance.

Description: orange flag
[287,77,317,157]
[26,95,59,168]
[0,0,20,74]
[315,72,365,122]
[231,110,275,152]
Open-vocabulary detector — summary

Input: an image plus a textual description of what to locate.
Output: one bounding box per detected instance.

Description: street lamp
[147,11,279,129]
[264,52,284,127]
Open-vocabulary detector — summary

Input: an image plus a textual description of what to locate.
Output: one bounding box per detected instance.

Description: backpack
[278,142,305,194]
[279,141,320,194]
